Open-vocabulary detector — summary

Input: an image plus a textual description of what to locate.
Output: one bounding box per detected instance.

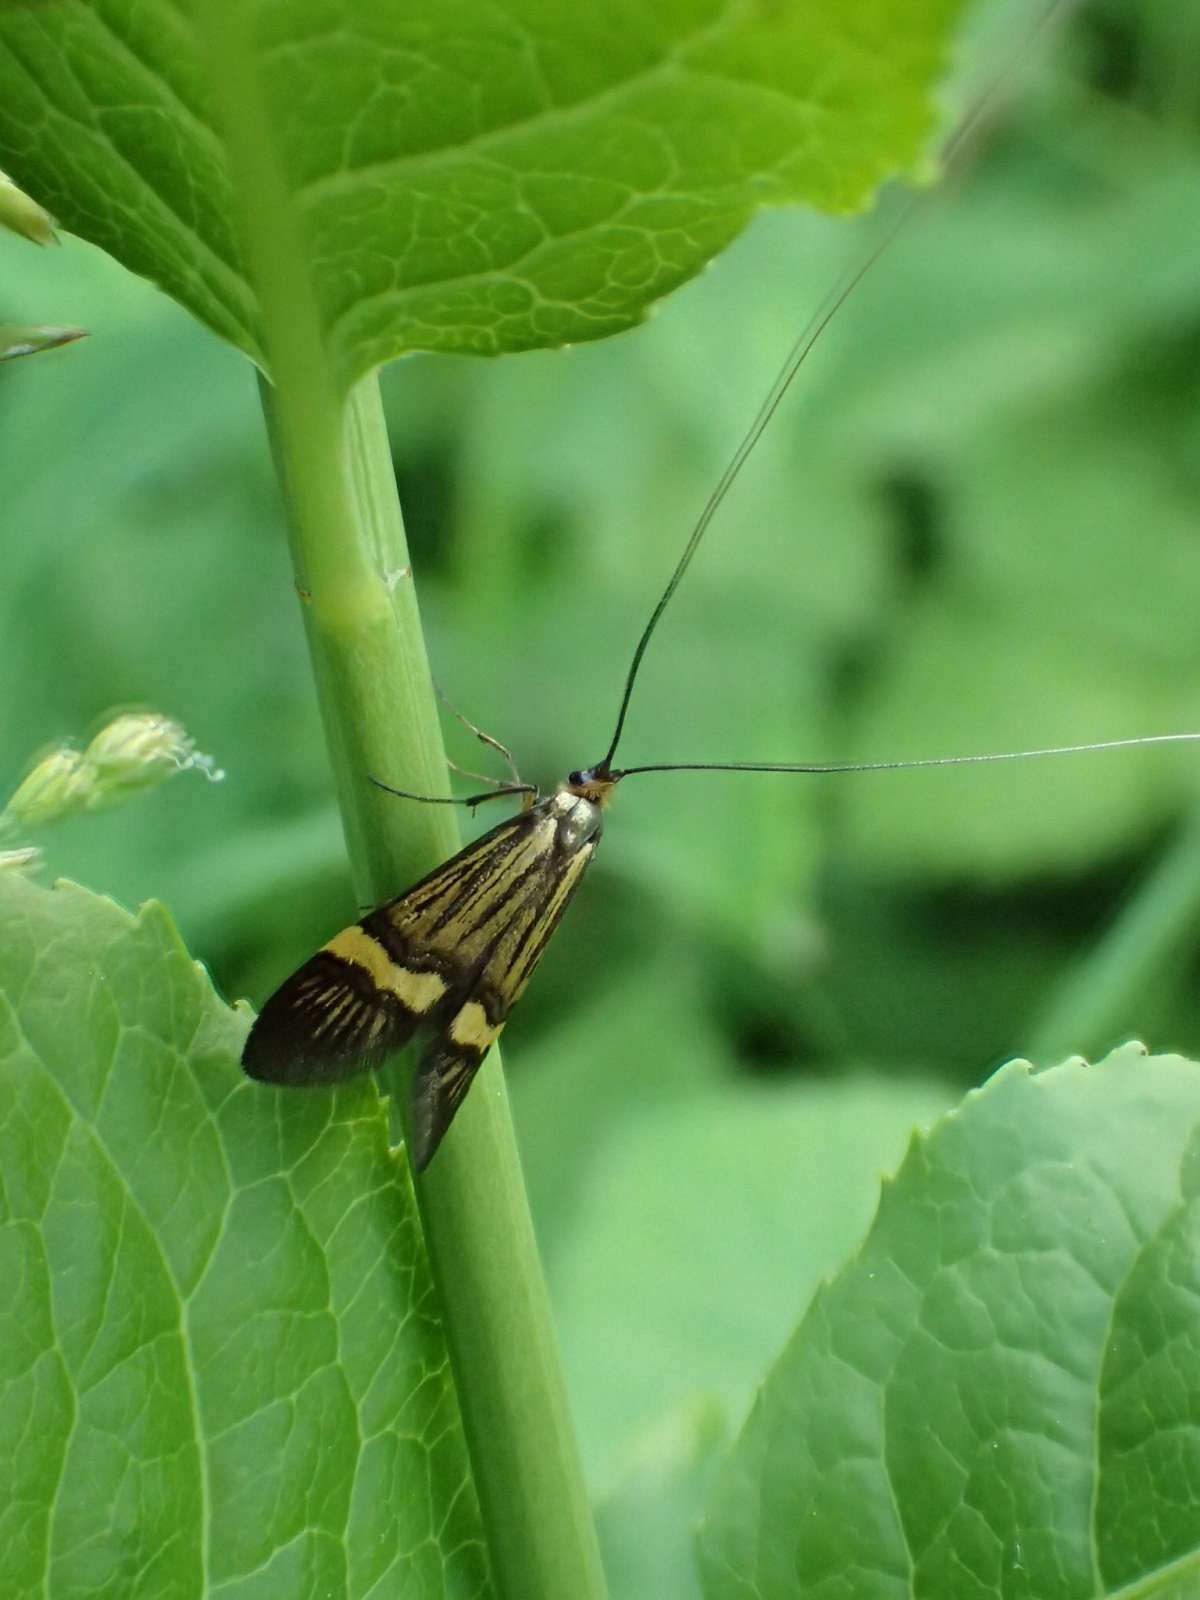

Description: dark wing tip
[406,1114,436,1175]
[242,951,421,1087]
[407,1039,491,1172]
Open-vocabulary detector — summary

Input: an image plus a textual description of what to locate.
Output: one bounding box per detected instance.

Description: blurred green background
[3,0,1200,1577]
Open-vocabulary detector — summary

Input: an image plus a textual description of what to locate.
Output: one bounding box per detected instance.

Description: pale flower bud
[83,713,224,807]
[5,747,96,827]
[2,713,223,832]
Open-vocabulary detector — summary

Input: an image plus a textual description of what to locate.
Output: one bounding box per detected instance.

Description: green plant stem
[1027,801,1200,1062]
[270,376,607,1600]
[200,8,606,1596]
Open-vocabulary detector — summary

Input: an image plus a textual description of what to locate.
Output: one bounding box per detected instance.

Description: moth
[243,18,1198,1170]
[243,766,617,1169]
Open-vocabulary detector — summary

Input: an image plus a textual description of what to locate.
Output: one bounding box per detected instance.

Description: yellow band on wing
[448,999,502,1053]
[324,925,449,1014]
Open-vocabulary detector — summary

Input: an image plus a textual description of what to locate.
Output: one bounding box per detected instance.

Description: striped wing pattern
[243,795,600,1170]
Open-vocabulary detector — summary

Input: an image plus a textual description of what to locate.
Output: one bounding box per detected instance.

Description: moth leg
[445,754,512,789]
[434,678,524,790]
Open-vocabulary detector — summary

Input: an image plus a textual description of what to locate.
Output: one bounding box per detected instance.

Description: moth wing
[242,808,535,1086]
[407,995,505,1173]
[406,822,600,1171]
[244,797,601,1172]
[240,924,439,1086]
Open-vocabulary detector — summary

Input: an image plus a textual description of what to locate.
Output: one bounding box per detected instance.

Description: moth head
[565,766,619,809]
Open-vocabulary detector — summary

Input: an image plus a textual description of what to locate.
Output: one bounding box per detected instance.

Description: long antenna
[369,775,536,809]
[611,732,1200,782]
[597,0,1071,775]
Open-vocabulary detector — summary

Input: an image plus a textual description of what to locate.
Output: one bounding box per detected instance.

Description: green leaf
[698,1044,1200,1600]
[0,872,491,1600]
[0,0,965,382]
[553,1074,957,1489]
[535,1071,954,1600]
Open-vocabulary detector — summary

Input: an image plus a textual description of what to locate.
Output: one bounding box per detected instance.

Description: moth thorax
[550,787,604,854]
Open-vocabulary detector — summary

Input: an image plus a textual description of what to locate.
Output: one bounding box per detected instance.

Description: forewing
[242,806,540,1087]
[242,922,439,1085]
[406,823,599,1171]
[243,796,600,1171]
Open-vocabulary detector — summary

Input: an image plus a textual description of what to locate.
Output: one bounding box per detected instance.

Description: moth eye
[568,769,585,786]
